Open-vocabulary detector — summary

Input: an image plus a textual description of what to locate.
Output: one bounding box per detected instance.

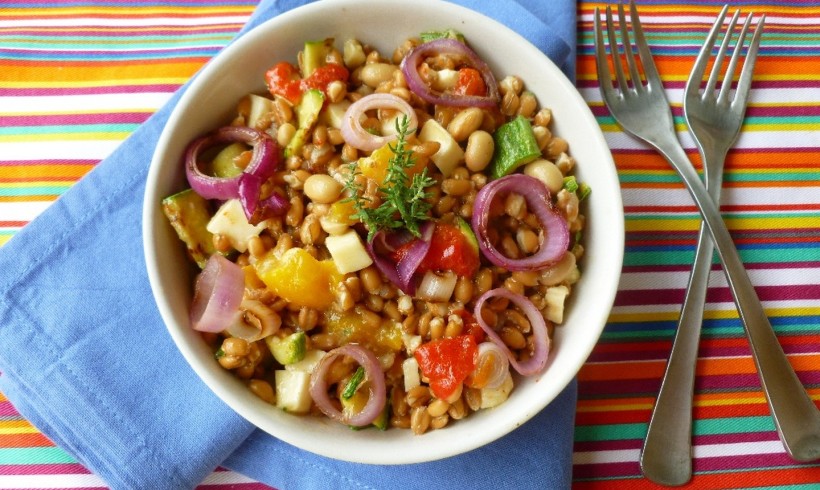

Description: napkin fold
[0,0,578,488]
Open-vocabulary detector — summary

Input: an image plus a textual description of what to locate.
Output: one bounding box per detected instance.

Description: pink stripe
[0,85,180,96]
[0,160,98,167]
[0,463,92,475]
[615,284,820,307]
[693,452,800,472]
[573,461,639,480]
[0,113,150,127]
[0,401,22,417]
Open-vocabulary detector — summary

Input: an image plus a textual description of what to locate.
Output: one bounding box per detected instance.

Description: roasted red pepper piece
[265,61,349,105]
[414,334,478,399]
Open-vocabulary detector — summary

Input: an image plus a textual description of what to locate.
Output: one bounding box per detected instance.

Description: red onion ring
[309,344,387,427]
[474,288,550,376]
[339,93,418,152]
[237,173,289,224]
[366,221,434,294]
[474,341,511,389]
[400,38,500,108]
[189,254,244,333]
[471,174,569,271]
[184,125,279,205]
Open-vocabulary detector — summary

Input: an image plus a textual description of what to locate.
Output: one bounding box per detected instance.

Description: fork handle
[641,221,714,485]
[654,142,820,463]
[641,147,721,486]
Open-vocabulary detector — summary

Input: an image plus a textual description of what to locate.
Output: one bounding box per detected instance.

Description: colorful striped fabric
[1,0,819,488]
[575,1,820,487]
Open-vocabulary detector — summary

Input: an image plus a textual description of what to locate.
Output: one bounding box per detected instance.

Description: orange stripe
[0,195,58,202]
[0,165,94,181]
[573,467,820,489]
[578,55,820,79]
[1,60,208,83]
[0,433,54,448]
[614,152,820,171]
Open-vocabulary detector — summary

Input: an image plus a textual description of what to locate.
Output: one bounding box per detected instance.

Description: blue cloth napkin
[0,0,577,488]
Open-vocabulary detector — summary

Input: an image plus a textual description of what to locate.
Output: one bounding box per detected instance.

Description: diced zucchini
[418,118,464,177]
[340,382,388,430]
[285,89,324,158]
[205,199,267,253]
[161,188,215,268]
[246,94,274,130]
[301,38,332,78]
[285,349,327,373]
[489,115,541,179]
[274,369,312,413]
[419,29,465,43]
[372,401,390,431]
[454,216,478,256]
[266,331,307,365]
[211,142,247,178]
[324,230,373,274]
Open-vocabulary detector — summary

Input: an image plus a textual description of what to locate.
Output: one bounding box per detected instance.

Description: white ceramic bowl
[143,0,623,465]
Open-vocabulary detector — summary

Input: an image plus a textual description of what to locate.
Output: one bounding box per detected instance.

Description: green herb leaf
[342,366,365,400]
[343,116,435,241]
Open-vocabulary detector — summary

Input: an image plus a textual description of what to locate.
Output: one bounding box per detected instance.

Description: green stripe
[0,186,71,197]
[0,124,139,136]
[575,416,776,442]
[0,447,75,465]
[624,248,820,267]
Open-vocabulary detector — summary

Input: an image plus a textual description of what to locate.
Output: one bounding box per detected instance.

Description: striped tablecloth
[1,0,819,488]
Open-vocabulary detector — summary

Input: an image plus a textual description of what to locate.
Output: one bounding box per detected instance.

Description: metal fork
[593,0,820,482]
[641,6,766,485]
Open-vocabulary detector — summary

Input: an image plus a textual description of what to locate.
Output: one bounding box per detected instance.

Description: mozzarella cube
[205,199,266,253]
[419,119,464,177]
[324,230,373,274]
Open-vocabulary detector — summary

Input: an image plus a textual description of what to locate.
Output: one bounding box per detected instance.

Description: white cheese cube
[419,119,464,177]
[402,357,421,392]
[544,285,570,324]
[274,369,312,414]
[324,230,373,274]
[205,199,267,253]
[321,100,351,129]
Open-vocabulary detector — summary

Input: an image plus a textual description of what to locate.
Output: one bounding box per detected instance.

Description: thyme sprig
[343,116,435,241]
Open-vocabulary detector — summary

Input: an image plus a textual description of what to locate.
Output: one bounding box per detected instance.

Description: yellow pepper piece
[254,248,340,309]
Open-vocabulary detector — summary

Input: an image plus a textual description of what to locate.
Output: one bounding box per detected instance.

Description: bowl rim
[143,0,623,465]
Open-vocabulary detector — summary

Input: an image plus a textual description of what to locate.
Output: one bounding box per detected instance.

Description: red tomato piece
[419,223,479,278]
[391,223,479,278]
[414,335,478,399]
[301,63,349,94]
[454,67,487,97]
[265,62,302,104]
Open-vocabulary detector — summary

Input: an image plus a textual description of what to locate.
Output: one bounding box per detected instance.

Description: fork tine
[714,11,746,103]
[605,5,630,92]
[685,5,729,100]
[628,0,662,90]
[617,2,643,90]
[593,7,617,100]
[733,15,765,110]
[708,9,741,97]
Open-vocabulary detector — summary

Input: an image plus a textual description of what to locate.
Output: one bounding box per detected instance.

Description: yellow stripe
[0,425,39,435]
[609,307,820,324]
[0,180,78,188]
[626,216,819,233]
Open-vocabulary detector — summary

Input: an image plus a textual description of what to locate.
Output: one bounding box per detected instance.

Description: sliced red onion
[416,270,457,302]
[238,173,289,224]
[339,93,418,151]
[473,288,550,376]
[190,254,244,333]
[400,38,499,108]
[224,298,281,342]
[472,174,569,271]
[309,344,387,427]
[473,341,511,390]
[185,126,280,212]
[366,221,434,295]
